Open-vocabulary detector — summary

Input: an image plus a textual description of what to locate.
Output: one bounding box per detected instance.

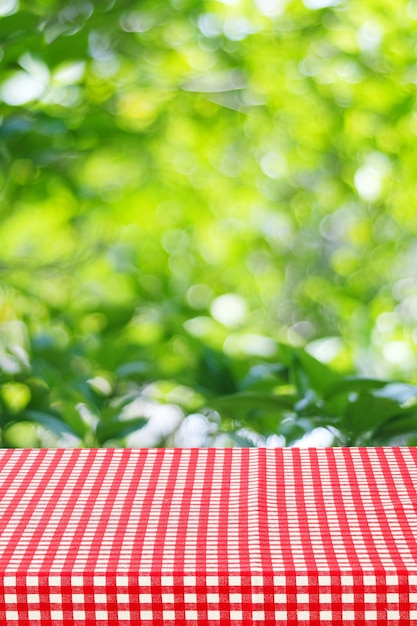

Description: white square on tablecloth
[298,611,310,620]
[72,593,84,603]
[387,611,400,620]
[95,593,107,603]
[320,594,331,603]
[387,593,399,602]
[342,593,354,603]
[184,593,196,603]
[28,611,41,620]
[364,593,377,603]
[6,612,18,621]
[139,593,152,603]
[4,594,17,604]
[161,593,174,603]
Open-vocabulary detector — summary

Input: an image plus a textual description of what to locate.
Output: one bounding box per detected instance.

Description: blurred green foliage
[1,0,417,447]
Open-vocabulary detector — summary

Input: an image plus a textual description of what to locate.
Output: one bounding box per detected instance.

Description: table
[0,447,417,624]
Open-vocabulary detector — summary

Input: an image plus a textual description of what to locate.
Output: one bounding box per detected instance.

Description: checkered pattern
[1,448,417,624]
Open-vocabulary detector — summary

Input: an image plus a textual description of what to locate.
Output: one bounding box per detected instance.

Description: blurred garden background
[2,0,417,448]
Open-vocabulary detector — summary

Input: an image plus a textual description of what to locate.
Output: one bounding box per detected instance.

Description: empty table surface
[0,447,417,624]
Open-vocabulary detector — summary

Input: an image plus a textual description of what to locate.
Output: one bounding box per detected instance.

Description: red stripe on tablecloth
[282,449,310,621]
[150,449,181,569]
[239,449,250,573]
[169,450,202,622]
[193,448,215,622]
[130,449,161,570]
[173,449,199,573]
[235,449,250,623]
[151,450,182,623]
[275,448,295,571]
[195,449,214,576]
[308,450,341,571]
[296,450,323,621]
[293,449,319,572]
[214,448,231,572]
[256,448,275,622]
[275,449,298,623]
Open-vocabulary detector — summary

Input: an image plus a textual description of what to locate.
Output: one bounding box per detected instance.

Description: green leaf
[280,346,341,396]
[343,393,405,443]
[227,431,257,447]
[96,416,148,444]
[373,408,417,439]
[209,391,296,413]
[323,377,388,400]
[0,12,41,45]
[22,410,77,436]
[197,347,237,396]
[239,363,290,392]
[60,401,89,438]
[208,390,297,436]
[279,417,311,445]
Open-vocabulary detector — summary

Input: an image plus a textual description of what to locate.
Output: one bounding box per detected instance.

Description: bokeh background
[1,0,417,448]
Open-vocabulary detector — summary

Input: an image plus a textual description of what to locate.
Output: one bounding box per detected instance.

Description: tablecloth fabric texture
[0,447,417,625]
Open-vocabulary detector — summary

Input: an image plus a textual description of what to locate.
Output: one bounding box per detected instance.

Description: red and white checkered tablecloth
[0,448,417,625]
